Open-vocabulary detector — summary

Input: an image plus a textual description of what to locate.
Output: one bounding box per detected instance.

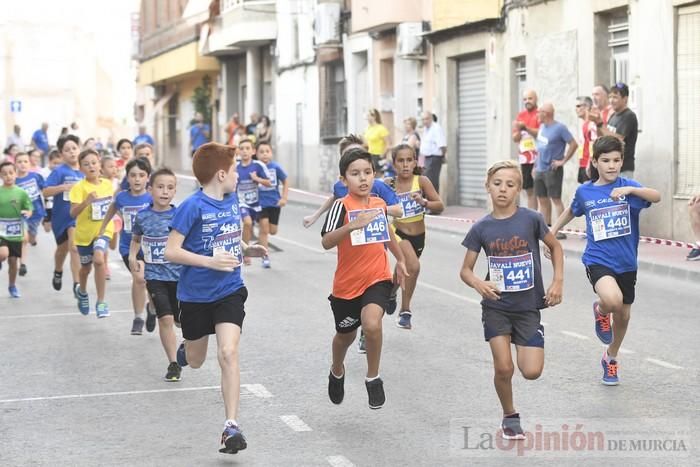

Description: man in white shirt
[419,111,447,197]
[6,125,25,149]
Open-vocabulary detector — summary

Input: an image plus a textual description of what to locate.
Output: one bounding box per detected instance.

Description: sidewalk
[288,188,700,282]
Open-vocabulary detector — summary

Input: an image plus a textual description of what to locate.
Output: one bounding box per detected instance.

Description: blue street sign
[10,100,22,113]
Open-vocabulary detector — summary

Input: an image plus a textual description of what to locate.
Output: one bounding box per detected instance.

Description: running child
[99,157,153,334]
[69,149,115,317]
[256,141,288,268]
[165,142,267,454]
[236,138,271,265]
[460,160,564,439]
[384,143,444,329]
[322,147,408,410]
[100,155,121,280]
[43,135,84,295]
[0,161,33,297]
[116,138,133,172]
[28,148,43,173]
[15,152,46,276]
[41,150,62,234]
[130,168,182,381]
[549,136,660,385]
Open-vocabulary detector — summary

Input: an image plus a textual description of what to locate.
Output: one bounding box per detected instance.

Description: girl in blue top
[550,136,660,385]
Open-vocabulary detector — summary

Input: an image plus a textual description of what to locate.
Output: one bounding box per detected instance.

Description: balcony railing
[220,0,275,14]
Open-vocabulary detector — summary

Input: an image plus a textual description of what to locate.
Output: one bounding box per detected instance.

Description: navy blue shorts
[482,307,544,348]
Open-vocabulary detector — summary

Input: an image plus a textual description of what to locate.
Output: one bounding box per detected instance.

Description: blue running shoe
[77,290,89,315]
[601,353,619,386]
[593,301,613,345]
[96,302,110,318]
[219,424,247,454]
[8,285,20,298]
[262,255,271,269]
[176,342,189,367]
[73,282,80,300]
[396,311,412,330]
[501,413,526,440]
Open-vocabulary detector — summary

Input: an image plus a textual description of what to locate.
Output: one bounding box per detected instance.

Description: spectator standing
[6,125,25,149]
[575,96,596,184]
[364,109,391,175]
[189,112,211,157]
[133,125,155,147]
[225,113,241,145]
[419,110,447,197]
[512,89,540,209]
[31,123,50,155]
[401,117,421,153]
[590,85,613,125]
[246,113,260,135]
[255,115,273,145]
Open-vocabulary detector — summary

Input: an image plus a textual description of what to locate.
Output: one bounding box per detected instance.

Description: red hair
[192,143,235,184]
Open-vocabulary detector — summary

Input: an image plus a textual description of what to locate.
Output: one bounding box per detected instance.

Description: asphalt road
[0,186,696,466]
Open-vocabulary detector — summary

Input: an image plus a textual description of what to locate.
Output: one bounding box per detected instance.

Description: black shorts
[577,167,590,184]
[44,208,52,223]
[146,280,179,319]
[328,280,392,334]
[178,287,248,340]
[520,163,535,190]
[259,206,281,225]
[585,264,637,305]
[482,306,544,347]
[121,251,144,271]
[395,229,425,258]
[54,228,69,245]
[534,166,564,199]
[0,239,22,258]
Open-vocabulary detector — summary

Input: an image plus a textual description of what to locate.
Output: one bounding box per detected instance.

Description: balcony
[208,0,276,52]
[350,0,424,34]
[139,16,200,61]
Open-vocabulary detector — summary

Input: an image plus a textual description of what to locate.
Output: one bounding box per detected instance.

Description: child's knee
[520,366,543,380]
[217,344,239,366]
[494,362,514,380]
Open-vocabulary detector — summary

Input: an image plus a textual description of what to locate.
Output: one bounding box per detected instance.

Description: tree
[191,75,212,125]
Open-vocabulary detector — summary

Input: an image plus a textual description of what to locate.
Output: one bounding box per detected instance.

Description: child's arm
[251,171,272,188]
[70,192,97,219]
[165,230,238,272]
[303,194,335,228]
[611,186,661,204]
[98,202,119,237]
[459,249,501,301]
[321,210,379,250]
[387,203,403,218]
[128,234,142,273]
[541,232,564,307]
[386,227,409,289]
[419,175,445,214]
[278,178,289,207]
[550,207,575,239]
[43,183,71,198]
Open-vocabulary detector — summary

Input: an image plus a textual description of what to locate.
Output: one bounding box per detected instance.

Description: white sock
[330,366,344,379]
[135,312,145,320]
[695,241,700,248]
[365,375,380,382]
[605,350,617,362]
[225,419,238,428]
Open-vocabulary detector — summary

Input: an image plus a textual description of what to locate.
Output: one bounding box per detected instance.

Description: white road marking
[560,330,589,340]
[0,309,133,319]
[645,358,683,370]
[417,281,481,305]
[241,383,273,398]
[618,347,635,355]
[327,455,355,467]
[280,414,313,432]
[275,235,328,254]
[0,385,221,403]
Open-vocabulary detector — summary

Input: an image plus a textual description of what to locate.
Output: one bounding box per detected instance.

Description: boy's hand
[348,210,380,231]
[128,256,140,273]
[20,210,32,218]
[544,279,563,307]
[62,183,73,192]
[475,280,501,301]
[610,186,634,201]
[208,251,240,272]
[278,198,287,207]
[394,260,409,289]
[85,191,98,203]
[302,214,317,228]
[244,244,268,258]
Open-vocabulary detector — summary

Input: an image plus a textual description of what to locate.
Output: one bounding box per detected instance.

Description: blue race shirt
[114,190,152,256]
[132,205,181,282]
[170,190,244,303]
[259,161,287,208]
[32,129,49,153]
[133,134,155,146]
[534,121,573,172]
[333,179,399,206]
[190,124,210,150]
[236,160,270,211]
[16,173,46,220]
[570,177,651,273]
[45,164,84,236]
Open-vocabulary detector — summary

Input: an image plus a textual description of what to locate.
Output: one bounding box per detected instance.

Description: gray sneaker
[501,413,525,440]
[131,317,145,335]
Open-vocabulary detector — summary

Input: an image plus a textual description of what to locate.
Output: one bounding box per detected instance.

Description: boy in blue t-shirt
[235,139,271,265]
[165,142,267,455]
[99,157,153,335]
[14,152,46,276]
[43,135,84,296]
[130,168,182,381]
[550,136,660,385]
[461,160,564,441]
[256,141,288,268]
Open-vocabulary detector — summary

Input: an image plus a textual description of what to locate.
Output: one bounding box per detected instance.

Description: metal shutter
[457,54,487,206]
[676,3,700,196]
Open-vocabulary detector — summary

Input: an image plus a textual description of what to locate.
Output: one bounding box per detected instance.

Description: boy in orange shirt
[321,147,408,409]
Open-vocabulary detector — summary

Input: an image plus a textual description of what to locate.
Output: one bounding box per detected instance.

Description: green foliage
[191,76,212,124]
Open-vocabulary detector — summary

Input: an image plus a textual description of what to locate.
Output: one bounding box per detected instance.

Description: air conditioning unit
[314,2,341,46]
[397,22,426,59]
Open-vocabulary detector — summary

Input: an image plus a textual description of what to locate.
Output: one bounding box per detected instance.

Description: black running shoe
[52,271,63,291]
[164,362,182,382]
[19,264,27,276]
[365,377,386,409]
[146,302,156,333]
[219,424,247,454]
[328,369,345,405]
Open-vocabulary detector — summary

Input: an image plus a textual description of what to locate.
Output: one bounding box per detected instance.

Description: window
[512,56,527,115]
[320,61,347,140]
[608,12,629,84]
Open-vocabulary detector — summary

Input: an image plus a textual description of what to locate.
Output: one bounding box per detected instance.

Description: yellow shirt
[69,178,114,246]
[364,124,389,155]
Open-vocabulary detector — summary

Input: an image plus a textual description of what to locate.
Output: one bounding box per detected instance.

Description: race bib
[121,206,144,233]
[518,135,536,153]
[142,235,168,264]
[589,203,631,241]
[398,191,424,219]
[20,179,41,201]
[0,218,23,237]
[45,197,53,210]
[91,197,111,221]
[63,181,78,201]
[212,224,243,265]
[238,180,258,205]
[488,252,535,292]
[349,208,390,246]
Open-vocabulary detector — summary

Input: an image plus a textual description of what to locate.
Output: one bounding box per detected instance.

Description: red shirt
[515,108,540,164]
[579,120,596,168]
